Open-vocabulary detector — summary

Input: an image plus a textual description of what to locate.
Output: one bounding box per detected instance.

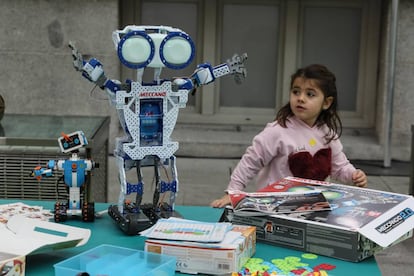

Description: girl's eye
[291,89,300,95]
[307,91,316,97]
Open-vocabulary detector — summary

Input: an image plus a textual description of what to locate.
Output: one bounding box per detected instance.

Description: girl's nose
[297,92,305,102]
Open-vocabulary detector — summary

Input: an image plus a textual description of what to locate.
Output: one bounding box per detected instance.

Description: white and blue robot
[32,130,97,222]
[69,25,247,234]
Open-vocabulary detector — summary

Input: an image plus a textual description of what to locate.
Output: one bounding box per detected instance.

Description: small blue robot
[69,25,247,234]
[32,130,97,222]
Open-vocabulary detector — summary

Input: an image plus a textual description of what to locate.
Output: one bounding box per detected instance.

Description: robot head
[112,25,195,70]
[58,131,88,154]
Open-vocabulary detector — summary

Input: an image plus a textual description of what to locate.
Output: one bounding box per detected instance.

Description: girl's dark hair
[275,64,342,143]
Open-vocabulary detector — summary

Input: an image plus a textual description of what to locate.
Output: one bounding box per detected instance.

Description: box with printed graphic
[220,177,414,262]
[145,225,256,275]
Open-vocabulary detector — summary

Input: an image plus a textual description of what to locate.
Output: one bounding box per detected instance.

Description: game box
[145,225,256,275]
[220,177,414,262]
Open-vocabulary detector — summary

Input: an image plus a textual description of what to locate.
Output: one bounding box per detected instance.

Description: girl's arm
[210,124,281,208]
[228,124,280,190]
[330,139,367,187]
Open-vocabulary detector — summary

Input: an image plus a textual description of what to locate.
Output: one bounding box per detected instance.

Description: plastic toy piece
[69,25,247,235]
[31,130,97,222]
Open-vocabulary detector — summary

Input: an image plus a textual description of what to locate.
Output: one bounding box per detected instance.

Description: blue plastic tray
[54,244,176,276]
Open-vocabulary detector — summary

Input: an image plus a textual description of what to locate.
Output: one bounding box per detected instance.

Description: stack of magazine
[140,217,233,243]
[228,189,331,217]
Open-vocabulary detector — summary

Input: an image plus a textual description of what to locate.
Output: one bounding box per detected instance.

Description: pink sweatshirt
[228,116,356,191]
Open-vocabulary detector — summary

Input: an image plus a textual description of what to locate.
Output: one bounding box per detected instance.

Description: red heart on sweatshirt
[288,148,332,180]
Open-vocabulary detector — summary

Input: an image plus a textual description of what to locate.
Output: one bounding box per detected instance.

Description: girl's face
[289,77,333,127]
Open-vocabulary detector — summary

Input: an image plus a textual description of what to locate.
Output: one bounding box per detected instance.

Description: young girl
[210,64,367,208]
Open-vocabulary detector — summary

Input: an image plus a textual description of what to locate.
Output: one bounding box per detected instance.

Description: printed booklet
[228,189,331,216]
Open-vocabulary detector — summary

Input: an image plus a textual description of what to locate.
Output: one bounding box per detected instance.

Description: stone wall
[0,0,120,150]
[376,0,414,161]
[391,0,414,157]
[0,0,413,161]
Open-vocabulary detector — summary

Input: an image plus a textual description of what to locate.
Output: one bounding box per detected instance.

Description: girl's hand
[352,169,367,188]
[210,194,231,208]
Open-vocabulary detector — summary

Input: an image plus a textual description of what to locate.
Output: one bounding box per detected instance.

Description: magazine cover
[228,189,331,216]
[259,177,411,229]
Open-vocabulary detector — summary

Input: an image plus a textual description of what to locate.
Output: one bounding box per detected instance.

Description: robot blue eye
[122,37,152,63]
[162,37,192,64]
[63,142,69,148]
[160,32,195,69]
[117,31,155,69]
[74,138,80,144]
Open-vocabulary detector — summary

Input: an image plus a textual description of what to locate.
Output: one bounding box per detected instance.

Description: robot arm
[81,58,107,86]
[192,63,216,86]
[31,160,57,181]
[69,41,126,94]
[172,53,248,94]
[198,53,248,85]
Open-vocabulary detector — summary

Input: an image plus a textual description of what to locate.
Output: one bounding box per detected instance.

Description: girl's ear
[323,96,334,110]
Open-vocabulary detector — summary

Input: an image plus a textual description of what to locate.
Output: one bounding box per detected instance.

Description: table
[0,199,382,276]
[0,114,110,202]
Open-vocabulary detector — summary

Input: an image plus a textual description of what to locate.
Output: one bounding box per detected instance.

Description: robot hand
[31,165,53,181]
[68,41,84,71]
[226,53,248,84]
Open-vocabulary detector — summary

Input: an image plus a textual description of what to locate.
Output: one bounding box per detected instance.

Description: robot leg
[168,155,178,210]
[135,160,144,207]
[157,156,178,212]
[153,156,161,208]
[116,155,127,213]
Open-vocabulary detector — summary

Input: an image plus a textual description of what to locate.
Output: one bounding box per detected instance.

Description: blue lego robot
[69,25,247,234]
[32,130,97,222]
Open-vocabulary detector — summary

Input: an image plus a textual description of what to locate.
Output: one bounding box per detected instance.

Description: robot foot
[107,203,182,235]
[82,202,95,222]
[54,201,68,223]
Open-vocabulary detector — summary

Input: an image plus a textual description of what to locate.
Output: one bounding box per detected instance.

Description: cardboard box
[0,215,91,276]
[145,225,256,275]
[221,177,414,262]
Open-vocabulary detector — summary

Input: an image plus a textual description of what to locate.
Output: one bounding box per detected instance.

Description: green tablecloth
[0,200,381,276]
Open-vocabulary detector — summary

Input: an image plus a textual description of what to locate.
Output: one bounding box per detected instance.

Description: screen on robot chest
[139,99,163,146]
